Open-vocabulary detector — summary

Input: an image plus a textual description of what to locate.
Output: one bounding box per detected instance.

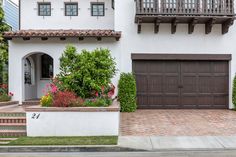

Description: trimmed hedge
[118,73,137,112]
[233,75,236,109]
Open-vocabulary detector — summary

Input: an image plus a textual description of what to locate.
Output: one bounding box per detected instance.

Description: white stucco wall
[26,111,120,136]
[20,0,114,30]
[8,0,236,108]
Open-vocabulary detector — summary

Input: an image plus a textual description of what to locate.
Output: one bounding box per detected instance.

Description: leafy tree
[58,45,117,98]
[0,4,10,83]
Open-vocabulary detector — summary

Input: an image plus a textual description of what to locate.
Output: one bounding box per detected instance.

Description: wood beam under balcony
[154,18,161,34]
[137,18,142,34]
[171,18,179,34]
[188,18,198,34]
[205,18,217,34]
[222,19,234,34]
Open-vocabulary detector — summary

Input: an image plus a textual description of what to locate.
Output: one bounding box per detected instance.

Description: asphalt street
[1,151,236,157]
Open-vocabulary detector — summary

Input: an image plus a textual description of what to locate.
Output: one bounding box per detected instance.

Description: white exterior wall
[26,111,120,136]
[8,38,121,103]
[20,0,114,30]
[8,0,236,108]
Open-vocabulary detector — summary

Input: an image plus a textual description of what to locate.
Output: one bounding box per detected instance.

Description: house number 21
[31,113,40,119]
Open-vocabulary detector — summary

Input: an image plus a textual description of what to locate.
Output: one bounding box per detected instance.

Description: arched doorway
[23,53,53,101]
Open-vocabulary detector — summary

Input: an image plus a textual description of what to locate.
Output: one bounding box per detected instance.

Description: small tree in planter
[40,45,117,107]
[118,73,137,112]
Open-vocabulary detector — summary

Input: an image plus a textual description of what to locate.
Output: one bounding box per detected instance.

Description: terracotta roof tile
[3,29,121,40]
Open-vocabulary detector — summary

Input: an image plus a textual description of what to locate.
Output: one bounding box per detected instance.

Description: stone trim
[25,100,120,112]
[0,101,19,107]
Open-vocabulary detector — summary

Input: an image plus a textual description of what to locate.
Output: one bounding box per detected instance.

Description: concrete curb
[0,146,145,152]
[1,146,236,152]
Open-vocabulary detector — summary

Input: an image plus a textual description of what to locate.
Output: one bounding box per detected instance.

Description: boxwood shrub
[233,75,236,109]
[118,73,137,112]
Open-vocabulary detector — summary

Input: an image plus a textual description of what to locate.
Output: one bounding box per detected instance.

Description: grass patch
[7,136,118,146]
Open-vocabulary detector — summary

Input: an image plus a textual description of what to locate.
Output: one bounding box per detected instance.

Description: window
[41,54,53,79]
[91,3,105,16]
[38,2,51,16]
[65,3,78,16]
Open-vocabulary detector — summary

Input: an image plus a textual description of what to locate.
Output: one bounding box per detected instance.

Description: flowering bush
[40,45,116,107]
[40,94,53,107]
[52,91,78,107]
[0,84,13,102]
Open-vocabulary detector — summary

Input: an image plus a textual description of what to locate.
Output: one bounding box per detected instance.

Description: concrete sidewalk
[118,136,236,151]
[0,136,236,152]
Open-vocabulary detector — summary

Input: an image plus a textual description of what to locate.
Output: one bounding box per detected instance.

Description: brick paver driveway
[121,110,236,136]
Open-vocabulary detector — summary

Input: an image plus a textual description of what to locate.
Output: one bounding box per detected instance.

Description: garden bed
[6,136,118,145]
[25,100,120,137]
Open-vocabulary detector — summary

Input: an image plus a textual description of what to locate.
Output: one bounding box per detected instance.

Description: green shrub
[0,93,11,102]
[233,75,236,109]
[58,45,117,98]
[83,98,112,107]
[118,73,137,112]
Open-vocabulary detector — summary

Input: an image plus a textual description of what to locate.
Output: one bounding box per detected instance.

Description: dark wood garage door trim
[131,54,232,61]
[132,53,231,109]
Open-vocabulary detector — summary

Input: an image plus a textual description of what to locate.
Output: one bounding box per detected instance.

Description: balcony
[135,0,235,34]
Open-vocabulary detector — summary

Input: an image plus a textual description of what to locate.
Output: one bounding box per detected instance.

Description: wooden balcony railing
[135,0,235,34]
[136,0,234,16]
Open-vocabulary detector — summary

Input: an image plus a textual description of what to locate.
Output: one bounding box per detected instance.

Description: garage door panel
[137,95,148,108]
[148,61,164,73]
[165,61,180,73]
[148,75,163,93]
[164,75,179,93]
[136,75,148,93]
[133,59,229,109]
[214,76,229,93]
[213,62,228,73]
[198,62,211,73]
[182,76,197,93]
[198,76,213,93]
[214,95,228,105]
[133,61,147,73]
[181,96,197,106]
[181,62,198,73]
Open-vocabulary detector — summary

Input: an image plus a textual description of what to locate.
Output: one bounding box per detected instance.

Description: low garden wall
[25,101,120,137]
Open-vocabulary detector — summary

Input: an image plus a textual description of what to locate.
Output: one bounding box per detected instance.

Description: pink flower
[8,92,14,96]
[95,91,99,97]
[51,85,58,93]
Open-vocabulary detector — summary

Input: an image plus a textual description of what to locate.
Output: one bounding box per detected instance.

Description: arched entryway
[23,52,53,101]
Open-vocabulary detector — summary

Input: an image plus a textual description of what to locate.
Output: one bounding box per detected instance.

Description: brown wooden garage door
[132,55,230,109]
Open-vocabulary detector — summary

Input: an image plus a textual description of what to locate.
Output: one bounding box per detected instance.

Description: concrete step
[0,117,26,123]
[22,100,40,106]
[0,130,26,137]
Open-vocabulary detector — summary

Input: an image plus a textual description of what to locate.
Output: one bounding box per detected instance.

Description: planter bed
[0,101,19,107]
[25,101,120,137]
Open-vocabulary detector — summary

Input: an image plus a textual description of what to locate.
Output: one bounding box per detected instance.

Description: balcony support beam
[154,18,161,34]
[222,19,234,34]
[137,18,142,34]
[188,18,198,34]
[171,18,179,34]
[205,18,216,34]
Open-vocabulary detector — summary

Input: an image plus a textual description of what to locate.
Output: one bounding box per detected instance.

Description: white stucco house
[3,0,236,109]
